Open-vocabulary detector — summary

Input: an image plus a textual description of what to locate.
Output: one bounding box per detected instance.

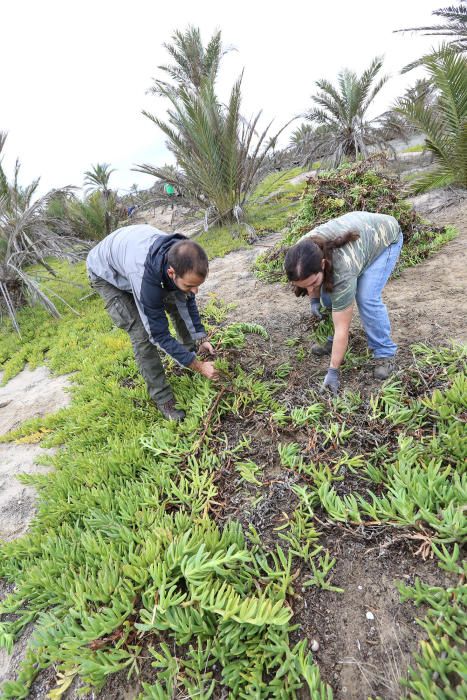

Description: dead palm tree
[395,46,467,192]
[396,1,467,72]
[83,163,115,235]
[305,57,390,166]
[0,133,89,333]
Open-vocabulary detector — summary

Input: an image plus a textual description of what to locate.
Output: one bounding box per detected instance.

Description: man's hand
[321,367,340,395]
[198,340,215,356]
[190,358,219,380]
[310,298,323,320]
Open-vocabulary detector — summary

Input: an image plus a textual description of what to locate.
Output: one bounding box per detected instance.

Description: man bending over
[87,224,218,421]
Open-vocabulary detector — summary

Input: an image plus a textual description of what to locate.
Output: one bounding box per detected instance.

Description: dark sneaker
[311,339,333,356]
[157,398,186,421]
[374,357,396,380]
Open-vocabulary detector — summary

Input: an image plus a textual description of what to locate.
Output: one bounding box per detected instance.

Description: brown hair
[284,230,360,292]
[167,240,209,278]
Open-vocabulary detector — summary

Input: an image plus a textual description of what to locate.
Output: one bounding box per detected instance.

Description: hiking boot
[157,398,186,421]
[374,357,396,381]
[311,339,333,356]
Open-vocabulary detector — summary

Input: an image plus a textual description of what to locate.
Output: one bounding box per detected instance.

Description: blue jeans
[321,233,403,358]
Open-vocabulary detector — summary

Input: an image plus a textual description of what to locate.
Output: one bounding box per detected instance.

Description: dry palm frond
[0,136,90,332]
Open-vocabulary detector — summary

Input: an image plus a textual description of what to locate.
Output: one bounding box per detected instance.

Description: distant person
[284,211,403,394]
[127,205,136,218]
[164,182,176,210]
[87,225,218,421]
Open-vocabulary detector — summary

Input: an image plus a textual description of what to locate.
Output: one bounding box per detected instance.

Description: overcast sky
[1,0,444,195]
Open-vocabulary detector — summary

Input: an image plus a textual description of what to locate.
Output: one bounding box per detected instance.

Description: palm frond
[396,46,467,191]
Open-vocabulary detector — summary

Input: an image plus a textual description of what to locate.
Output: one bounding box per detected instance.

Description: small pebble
[366,611,375,620]
[311,640,319,652]
[357,585,363,590]
[17,500,22,505]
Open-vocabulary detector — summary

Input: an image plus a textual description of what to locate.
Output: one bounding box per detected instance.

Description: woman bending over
[284,211,403,394]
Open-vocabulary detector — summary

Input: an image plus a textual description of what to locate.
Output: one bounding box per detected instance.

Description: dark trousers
[90,276,194,405]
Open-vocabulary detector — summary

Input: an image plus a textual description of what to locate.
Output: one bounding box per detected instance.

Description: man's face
[167,267,206,295]
[293,271,324,295]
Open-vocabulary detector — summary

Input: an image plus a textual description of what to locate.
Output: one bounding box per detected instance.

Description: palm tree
[83,163,115,235]
[148,25,230,97]
[396,2,467,71]
[0,133,89,333]
[47,188,114,241]
[378,79,437,141]
[305,57,390,166]
[395,46,467,192]
[288,123,335,167]
[136,28,285,228]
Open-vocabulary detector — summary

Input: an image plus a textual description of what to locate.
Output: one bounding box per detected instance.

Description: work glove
[321,367,340,395]
[310,298,323,320]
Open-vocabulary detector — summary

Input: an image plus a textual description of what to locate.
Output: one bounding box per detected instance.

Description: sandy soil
[0,194,465,698]
[0,366,71,541]
[0,368,71,686]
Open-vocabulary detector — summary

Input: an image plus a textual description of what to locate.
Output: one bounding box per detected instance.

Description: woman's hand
[310,298,323,320]
[321,367,340,394]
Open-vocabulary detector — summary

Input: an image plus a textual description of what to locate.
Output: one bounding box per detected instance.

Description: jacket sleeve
[186,293,206,339]
[134,273,196,368]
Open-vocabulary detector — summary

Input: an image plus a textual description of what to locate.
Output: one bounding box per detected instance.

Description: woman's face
[293,271,324,295]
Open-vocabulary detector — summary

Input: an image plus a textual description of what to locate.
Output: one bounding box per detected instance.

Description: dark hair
[284,230,360,292]
[167,240,209,278]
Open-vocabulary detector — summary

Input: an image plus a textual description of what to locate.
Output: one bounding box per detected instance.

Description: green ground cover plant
[254,158,457,283]
[0,263,465,699]
[401,145,426,153]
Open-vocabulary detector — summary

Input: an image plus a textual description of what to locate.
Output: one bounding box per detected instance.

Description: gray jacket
[87,225,206,366]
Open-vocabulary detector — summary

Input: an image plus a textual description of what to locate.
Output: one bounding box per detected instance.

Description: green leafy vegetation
[0,261,465,698]
[193,167,306,259]
[304,56,396,167]
[47,190,116,242]
[0,269,332,698]
[254,158,457,282]
[396,46,467,192]
[402,144,426,153]
[396,2,467,73]
[135,26,287,228]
